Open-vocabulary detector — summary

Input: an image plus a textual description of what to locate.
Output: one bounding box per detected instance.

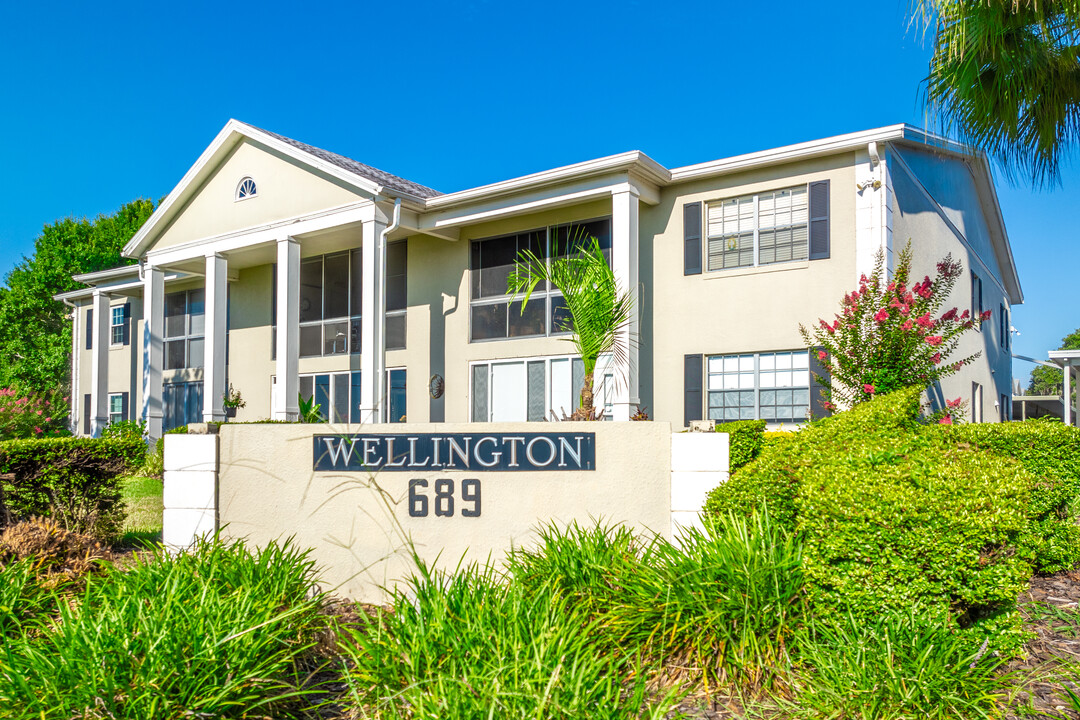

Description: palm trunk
[574,372,595,421]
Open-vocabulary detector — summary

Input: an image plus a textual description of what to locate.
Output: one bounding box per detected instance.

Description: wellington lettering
[313,433,596,472]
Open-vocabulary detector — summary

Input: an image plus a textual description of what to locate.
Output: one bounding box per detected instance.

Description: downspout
[376,198,401,422]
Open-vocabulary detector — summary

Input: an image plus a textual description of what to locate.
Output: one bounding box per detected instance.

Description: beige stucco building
[57,121,1021,437]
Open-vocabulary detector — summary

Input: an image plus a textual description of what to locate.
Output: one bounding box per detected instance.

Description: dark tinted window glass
[333,373,349,423]
[477,235,518,298]
[508,299,546,338]
[350,249,363,317]
[350,318,362,354]
[386,314,406,350]
[315,375,330,421]
[323,252,350,319]
[165,293,186,338]
[165,340,185,370]
[300,258,323,323]
[550,294,573,333]
[386,241,407,311]
[350,372,363,422]
[471,303,507,341]
[554,218,611,258]
[388,369,407,423]
[299,324,321,358]
[324,320,348,355]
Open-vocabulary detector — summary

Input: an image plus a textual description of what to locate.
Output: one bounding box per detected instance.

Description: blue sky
[0,0,1075,384]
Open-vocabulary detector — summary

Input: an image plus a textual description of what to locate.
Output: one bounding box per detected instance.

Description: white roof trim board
[120,121,1019,302]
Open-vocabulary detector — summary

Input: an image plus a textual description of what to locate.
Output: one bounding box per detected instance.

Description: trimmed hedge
[0,435,146,538]
[714,419,766,472]
[936,420,1080,574]
[705,389,1033,649]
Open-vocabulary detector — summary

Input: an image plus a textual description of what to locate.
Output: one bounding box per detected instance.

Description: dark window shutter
[121,392,129,421]
[683,202,702,275]
[86,309,93,350]
[82,394,91,435]
[809,180,830,260]
[122,303,132,346]
[809,346,832,419]
[684,354,703,427]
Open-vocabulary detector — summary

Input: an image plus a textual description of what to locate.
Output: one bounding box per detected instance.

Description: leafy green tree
[915,0,1080,186]
[0,199,155,394]
[508,235,633,420]
[1028,327,1080,399]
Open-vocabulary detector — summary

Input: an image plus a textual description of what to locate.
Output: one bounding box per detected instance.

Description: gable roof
[252,125,441,200]
[123,119,441,258]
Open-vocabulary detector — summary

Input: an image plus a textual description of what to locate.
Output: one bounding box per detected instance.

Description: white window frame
[705,350,811,425]
[469,353,612,422]
[108,393,124,425]
[468,218,611,344]
[109,305,126,347]
[705,184,810,272]
[235,177,257,201]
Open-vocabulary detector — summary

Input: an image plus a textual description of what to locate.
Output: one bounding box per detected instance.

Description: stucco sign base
[165,422,726,604]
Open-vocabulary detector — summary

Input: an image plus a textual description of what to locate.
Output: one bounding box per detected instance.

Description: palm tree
[914,0,1080,186]
[507,233,633,420]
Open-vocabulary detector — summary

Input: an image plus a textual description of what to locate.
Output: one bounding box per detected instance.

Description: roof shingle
[252,125,442,199]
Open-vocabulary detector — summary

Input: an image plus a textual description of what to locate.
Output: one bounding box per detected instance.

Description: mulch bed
[1002,570,1080,719]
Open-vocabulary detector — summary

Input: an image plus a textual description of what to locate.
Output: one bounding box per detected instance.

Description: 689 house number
[408,478,481,518]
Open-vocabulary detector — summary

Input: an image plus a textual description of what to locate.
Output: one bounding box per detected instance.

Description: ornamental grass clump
[344,556,680,719]
[800,241,988,411]
[0,537,328,719]
[506,515,804,689]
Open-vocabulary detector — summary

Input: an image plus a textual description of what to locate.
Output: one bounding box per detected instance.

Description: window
[471,355,592,422]
[386,368,407,423]
[707,186,808,271]
[386,241,407,351]
[971,273,983,332]
[110,304,131,346]
[470,218,611,342]
[298,372,361,423]
[299,250,362,358]
[999,303,1009,350]
[163,381,203,432]
[236,177,257,200]
[108,393,125,425]
[164,290,205,370]
[707,350,810,423]
[972,382,983,423]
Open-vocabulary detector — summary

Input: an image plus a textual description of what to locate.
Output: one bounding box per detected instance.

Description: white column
[89,289,111,436]
[611,186,640,422]
[274,238,300,421]
[360,217,388,423]
[203,253,228,423]
[143,267,164,438]
[1065,365,1073,427]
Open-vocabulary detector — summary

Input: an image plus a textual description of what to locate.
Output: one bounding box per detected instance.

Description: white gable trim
[123,120,421,260]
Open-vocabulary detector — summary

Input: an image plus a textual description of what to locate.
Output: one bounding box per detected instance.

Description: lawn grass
[118,475,162,546]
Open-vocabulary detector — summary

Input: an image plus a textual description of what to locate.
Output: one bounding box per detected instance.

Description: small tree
[800,241,989,412]
[508,234,633,420]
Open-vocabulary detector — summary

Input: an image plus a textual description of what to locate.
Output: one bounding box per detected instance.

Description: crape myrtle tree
[508,233,633,421]
[800,241,990,414]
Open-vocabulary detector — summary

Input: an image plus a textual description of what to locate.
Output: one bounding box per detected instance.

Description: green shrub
[706,389,1032,652]
[938,420,1080,574]
[344,556,678,719]
[790,606,1008,719]
[508,514,804,685]
[714,419,766,472]
[0,435,146,538]
[0,538,326,718]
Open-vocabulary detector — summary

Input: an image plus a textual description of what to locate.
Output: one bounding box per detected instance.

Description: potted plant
[222,384,246,419]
